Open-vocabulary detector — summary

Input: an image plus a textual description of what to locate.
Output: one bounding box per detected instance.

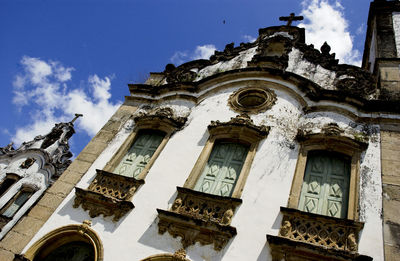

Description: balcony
[157,187,242,250]
[267,207,372,261]
[73,169,144,222]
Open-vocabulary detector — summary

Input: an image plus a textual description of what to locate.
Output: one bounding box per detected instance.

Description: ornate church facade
[0,0,399,260]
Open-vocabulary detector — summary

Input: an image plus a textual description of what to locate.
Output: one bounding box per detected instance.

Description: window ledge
[266,207,370,261]
[157,187,242,250]
[73,169,144,222]
[267,235,372,261]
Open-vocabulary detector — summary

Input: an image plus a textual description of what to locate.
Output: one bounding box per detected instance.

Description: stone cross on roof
[70,113,83,124]
[279,13,304,26]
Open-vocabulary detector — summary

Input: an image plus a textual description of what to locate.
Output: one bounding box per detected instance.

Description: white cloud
[12,56,121,145]
[21,56,53,85]
[356,23,365,36]
[170,51,189,65]
[170,44,216,65]
[13,117,59,146]
[299,0,361,66]
[192,45,217,60]
[242,35,257,43]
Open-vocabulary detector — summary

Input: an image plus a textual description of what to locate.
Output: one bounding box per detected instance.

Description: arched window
[113,129,166,178]
[103,107,187,180]
[184,114,269,198]
[0,175,19,198]
[193,141,250,197]
[298,151,351,218]
[0,189,33,218]
[35,241,94,261]
[288,127,368,220]
[22,221,103,261]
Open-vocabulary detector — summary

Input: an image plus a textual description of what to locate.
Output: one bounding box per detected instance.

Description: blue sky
[0,0,370,157]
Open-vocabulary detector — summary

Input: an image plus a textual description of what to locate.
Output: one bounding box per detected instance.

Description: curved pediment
[0,148,56,185]
[125,25,400,114]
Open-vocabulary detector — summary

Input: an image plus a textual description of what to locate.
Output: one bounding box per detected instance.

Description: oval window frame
[228,87,277,114]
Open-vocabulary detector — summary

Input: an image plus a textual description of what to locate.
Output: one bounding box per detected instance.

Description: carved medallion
[20,158,36,169]
[228,87,277,114]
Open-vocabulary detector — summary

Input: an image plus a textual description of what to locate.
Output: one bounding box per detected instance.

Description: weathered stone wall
[381,126,400,261]
[0,104,137,261]
[379,61,400,100]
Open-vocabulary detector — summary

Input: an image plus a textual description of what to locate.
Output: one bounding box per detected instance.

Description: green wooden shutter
[298,151,350,218]
[114,131,164,178]
[194,142,249,197]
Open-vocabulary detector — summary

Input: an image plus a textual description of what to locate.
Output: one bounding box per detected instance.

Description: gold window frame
[22,221,103,261]
[183,114,269,198]
[288,132,368,220]
[103,108,187,180]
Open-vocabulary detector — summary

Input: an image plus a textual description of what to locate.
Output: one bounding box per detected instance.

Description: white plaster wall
[195,47,257,82]
[22,77,384,261]
[392,12,400,58]
[287,48,337,91]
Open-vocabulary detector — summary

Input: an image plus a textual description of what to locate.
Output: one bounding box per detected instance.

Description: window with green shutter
[114,130,165,178]
[194,141,249,197]
[298,151,350,218]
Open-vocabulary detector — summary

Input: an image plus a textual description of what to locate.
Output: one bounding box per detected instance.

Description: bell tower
[363,1,400,260]
[362,0,400,100]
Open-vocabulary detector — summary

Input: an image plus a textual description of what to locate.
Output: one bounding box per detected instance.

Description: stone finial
[320,41,331,55]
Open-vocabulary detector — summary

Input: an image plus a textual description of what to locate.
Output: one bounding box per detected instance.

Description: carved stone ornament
[266,207,372,261]
[73,169,144,222]
[173,249,187,261]
[164,63,197,83]
[209,113,270,139]
[321,122,345,136]
[0,142,14,155]
[2,117,80,179]
[157,187,242,250]
[296,122,369,149]
[249,36,293,69]
[334,66,377,97]
[134,107,187,130]
[19,157,36,169]
[228,87,277,114]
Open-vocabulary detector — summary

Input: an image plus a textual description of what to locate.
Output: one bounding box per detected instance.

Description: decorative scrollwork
[157,187,241,250]
[277,207,364,252]
[19,158,36,169]
[73,169,144,222]
[134,107,187,130]
[209,113,270,138]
